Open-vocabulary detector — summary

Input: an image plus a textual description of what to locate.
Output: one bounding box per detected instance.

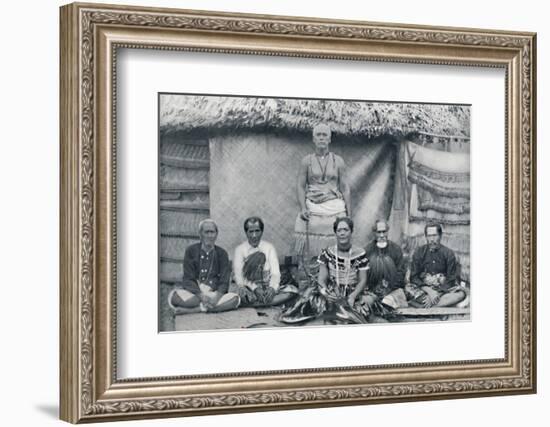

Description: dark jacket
[181,243,231,295]
[410,243,459,291]
[364,240,406,293]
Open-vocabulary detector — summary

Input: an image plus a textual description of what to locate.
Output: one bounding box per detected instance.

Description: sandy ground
[174,306,328,331]
[162,282,471,333]
[175,307,281,331]
[173,306,470,332]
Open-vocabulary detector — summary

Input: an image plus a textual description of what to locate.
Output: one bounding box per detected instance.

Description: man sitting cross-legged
[408,222,467,308]
[168,219,240,314]
[233,216,297,307]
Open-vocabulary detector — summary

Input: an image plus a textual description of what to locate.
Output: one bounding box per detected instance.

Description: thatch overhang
[160,94,470,140]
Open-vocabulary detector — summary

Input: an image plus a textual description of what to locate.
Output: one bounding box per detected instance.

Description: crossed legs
[168,288,240,314]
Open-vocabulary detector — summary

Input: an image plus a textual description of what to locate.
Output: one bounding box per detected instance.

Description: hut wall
[209,131,397,261]
[159,138,210,283]
[158,130,470,282]
[389,140,471,281]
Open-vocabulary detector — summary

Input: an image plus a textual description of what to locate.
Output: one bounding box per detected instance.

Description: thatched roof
[160,94,470,139]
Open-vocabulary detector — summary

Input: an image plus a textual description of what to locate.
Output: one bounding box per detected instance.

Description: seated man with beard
[233,216,296,307]
[409,222,467,308]
[364,220,408,309]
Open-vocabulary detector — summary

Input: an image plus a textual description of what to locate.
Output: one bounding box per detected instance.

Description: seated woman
[293,123,351,259]
[281,217,373,324]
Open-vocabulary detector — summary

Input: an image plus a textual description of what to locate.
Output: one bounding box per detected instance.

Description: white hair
[198,218,218,233]
[373,219,390,232]
[312,123,332,136]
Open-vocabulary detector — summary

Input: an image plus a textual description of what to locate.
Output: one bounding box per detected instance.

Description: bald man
[293,123,351,258]
[168,219,240,314]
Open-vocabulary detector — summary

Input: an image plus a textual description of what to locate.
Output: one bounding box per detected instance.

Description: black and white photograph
[3,0,544,425]
[158,94,471,332]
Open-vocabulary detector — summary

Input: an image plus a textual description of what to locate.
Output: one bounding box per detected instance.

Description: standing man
[364,220,407,308]
[293,123,351,258]
[168,219,240,314]
[234,216,295,307]
[409,222,466,308]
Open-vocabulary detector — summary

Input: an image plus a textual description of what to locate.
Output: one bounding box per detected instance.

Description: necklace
[315,152,330,183]
[333,245,352,295]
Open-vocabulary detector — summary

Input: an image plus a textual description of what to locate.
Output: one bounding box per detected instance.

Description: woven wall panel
[160,192,210,209]
[160,209,208,235]
[160,261,183,283]
[160,137,211,276]
[160,192,181,200]
[160,236,201,260]
[210,132,395,261]
[161,140,209,161]
[160,165,209,188]
[210,133,305,260]
[160,199,209,211]
[177,192,209,205]
[348,140,395,246]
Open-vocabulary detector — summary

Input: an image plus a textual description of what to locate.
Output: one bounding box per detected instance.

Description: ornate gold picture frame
[60,2,536,423]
